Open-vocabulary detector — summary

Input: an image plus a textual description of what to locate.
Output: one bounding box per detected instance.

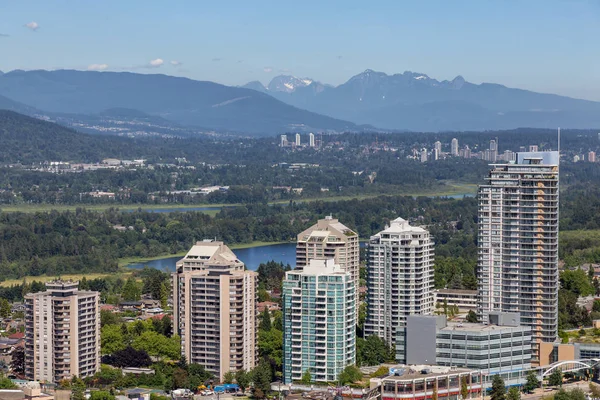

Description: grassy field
[0,182,478,214]
[0,272,134,288]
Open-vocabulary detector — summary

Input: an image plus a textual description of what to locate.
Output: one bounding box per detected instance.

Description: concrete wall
[405,316,444,364]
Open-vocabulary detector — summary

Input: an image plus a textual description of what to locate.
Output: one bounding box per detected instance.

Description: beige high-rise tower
[296,216,360,317]
[24,281,100,383]
[172,240,257,380]
[477,151,559,363]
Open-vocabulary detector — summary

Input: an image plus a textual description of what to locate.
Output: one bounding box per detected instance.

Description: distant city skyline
[1,1,600,101]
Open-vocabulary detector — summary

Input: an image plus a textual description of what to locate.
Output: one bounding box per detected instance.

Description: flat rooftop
[439,322,529,333]
[382,365,474,381]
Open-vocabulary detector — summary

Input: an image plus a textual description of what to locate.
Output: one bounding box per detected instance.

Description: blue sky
[1,0,599,100]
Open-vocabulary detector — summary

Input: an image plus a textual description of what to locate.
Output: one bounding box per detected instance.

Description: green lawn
[0,272,134,287]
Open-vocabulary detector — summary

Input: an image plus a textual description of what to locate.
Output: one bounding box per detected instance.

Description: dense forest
[0,195,477,279]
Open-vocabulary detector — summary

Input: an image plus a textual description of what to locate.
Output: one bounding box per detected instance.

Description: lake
[127,241,368,272]
[127,242,298,272]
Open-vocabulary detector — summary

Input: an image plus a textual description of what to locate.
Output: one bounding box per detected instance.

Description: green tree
[122,276,141,301]
[71,376,86,400]
[548,368,563,387]
[338,365,362,385]
[0,374,17,389]
[101,324,125,355]
[460,376,469,399]
[251,361,272,397]
[222,371,234,384]
[490,375,506,400]
[0,299,11,319]
[258,328,283,367]
[132,331,180,360]
[560,269,595,297]
[259,309,272,332]
[465,310,478,323]
[301,369,311,384]
[100,310,121,327]
[235,369,250,392]
[89,391,115,400]
[159,282,169,309]
[523,371,539,393]
[554,388,585,400]
[507,387,521,400]
[10,347,24,375]
[357,335,394,366]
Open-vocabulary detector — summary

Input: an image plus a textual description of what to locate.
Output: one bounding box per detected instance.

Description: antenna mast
[557,127,561,156]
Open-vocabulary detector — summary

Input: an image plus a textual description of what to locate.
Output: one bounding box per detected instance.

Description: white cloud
[149,58,164,68]
[263,67,273,73]
[170,60,182,66]
[25,21,39,31]
[87,64,109,71]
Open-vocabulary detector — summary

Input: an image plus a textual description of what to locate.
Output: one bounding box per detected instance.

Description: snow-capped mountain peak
[267,75,315,93]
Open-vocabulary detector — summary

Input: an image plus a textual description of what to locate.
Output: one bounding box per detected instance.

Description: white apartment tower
[420,148,428,163]
[282,259,356,384]
[172,240,257,380]
[451,138,459,156]
[477,151,559,357]
[280,134,288,147]
[295,133,301,146]
[364,218,435,346]
[309,132,315,147]
[296,217,360,317]
[24,281,100,383]
[434,141,442,155]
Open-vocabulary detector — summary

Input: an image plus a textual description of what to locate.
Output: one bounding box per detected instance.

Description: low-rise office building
[397,312,531,385]
[371,365,483,400]
[434,289,478,312]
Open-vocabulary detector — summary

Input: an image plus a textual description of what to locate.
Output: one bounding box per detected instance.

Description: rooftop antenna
[557,127,561,155]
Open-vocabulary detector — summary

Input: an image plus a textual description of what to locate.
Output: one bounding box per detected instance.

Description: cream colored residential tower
[296,216,360,317]
[24,281,100,383]
[172,240,257,380]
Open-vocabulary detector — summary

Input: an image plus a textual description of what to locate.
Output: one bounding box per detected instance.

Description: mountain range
[0,70,362,136]
[244,70,600,131]
[0,68,599,136]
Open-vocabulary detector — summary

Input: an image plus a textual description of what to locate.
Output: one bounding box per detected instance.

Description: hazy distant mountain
[0,70,362,135]
[0,110,136,163]
[245,70,600,131]
[0,93,40,115]
[240,81,268,93]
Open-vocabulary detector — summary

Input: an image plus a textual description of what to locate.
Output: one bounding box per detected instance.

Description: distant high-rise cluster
[451,138,459,156]
[279,132,317,148]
